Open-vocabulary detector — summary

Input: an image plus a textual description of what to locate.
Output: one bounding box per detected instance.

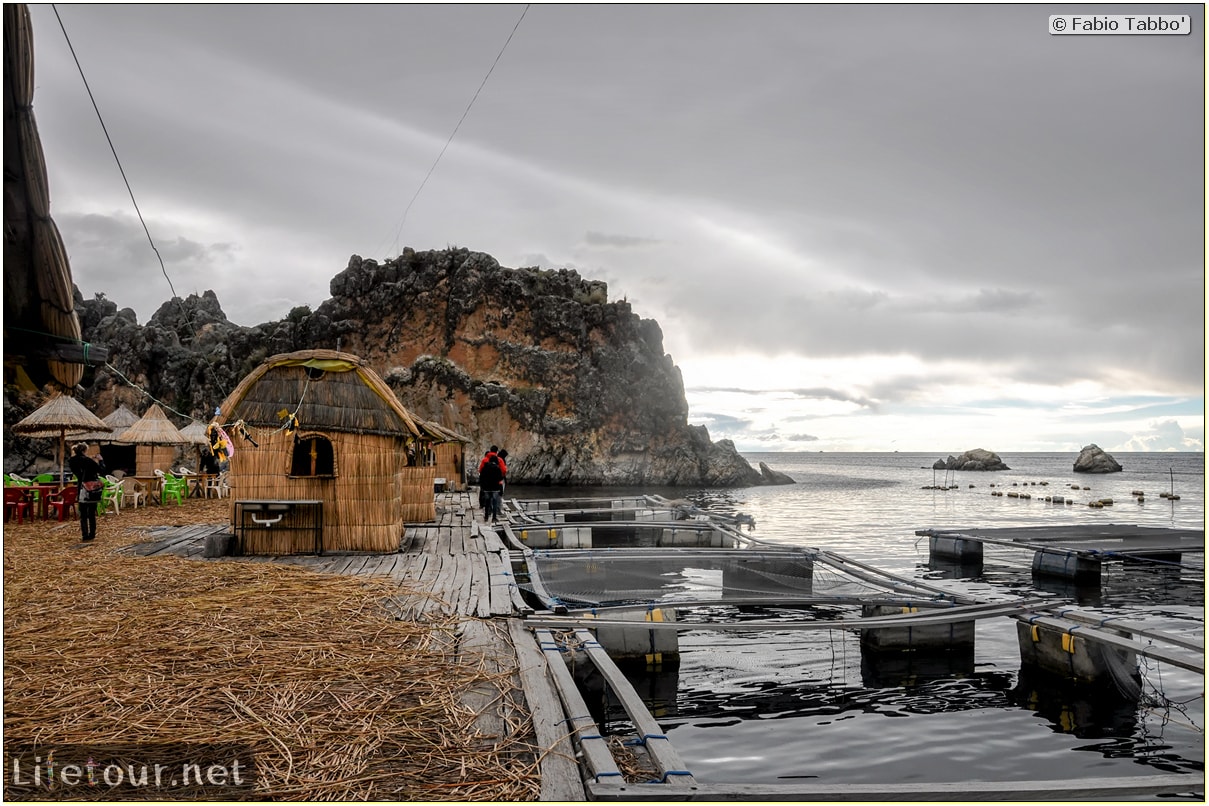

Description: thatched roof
[178,421,210,445]
[219,349,423,439]
[74,403,140,443]
[11,393,110,438]
[417,418,471,443]
[4,4,85,389]
[115,403,188,445]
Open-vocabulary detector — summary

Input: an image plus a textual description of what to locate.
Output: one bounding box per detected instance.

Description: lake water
[507,452,1205,792]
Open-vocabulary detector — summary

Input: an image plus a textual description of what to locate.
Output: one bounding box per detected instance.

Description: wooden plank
[533,628,622,785]
[573,627,695,787]
[323,554,362,577]
[452,553,474,618]
[456,619,512,745]
[356,555,393,580]
[423,554,456,619]
[507,621,585,801]
[461,553,482,618]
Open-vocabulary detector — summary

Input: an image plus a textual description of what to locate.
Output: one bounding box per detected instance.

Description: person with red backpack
[479,451,505,523]
[478,445,507,475]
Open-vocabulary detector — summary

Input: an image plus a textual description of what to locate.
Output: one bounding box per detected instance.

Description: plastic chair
[33,473,55,483]
[125,479,148,509]
[205,471,229,499]
[4,488,32,523]
[99,479,123,515]
[46,485,79,521]
[160,473,186,505]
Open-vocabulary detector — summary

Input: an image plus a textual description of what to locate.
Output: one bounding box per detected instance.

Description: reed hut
[417,418,470,493]
[217,349,429,554]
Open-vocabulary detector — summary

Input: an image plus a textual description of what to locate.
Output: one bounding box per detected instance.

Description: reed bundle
[3,527,542,800]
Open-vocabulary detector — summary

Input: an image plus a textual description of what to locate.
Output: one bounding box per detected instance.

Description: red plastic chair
[4,488,31,523]
[46,485,79,521]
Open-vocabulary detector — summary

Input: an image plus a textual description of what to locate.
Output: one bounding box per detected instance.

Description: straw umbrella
[73,403,139,444]
[11,393,111,484]
[114,403,188,476]
[179,421,211,469]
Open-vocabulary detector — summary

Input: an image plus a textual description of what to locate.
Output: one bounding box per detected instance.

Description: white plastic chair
[205,471,229,499]
[125,479,148,509]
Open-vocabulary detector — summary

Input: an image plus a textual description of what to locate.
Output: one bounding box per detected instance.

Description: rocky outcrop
[11,248,788,487]
[933,448,1010,471]
[758,462,796,485]
[1073,444,1122,473]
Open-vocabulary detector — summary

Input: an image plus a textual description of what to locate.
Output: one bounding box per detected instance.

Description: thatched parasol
[11,392,111,483]
[179,420,211,469]
[179,421,210,445]
[74,403,140,444]
[114,403,188,475]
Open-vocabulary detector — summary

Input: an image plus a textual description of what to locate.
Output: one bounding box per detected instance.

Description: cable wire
[52,4,231,404]
[385,4,530,256]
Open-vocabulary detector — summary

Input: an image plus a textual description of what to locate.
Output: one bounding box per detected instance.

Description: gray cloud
[24,4,1203,449]
[583,231,661,249]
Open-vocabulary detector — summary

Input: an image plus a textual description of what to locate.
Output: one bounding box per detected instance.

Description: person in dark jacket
[200,448,221,475]
[479,453,505,523]
[67,442,105,542]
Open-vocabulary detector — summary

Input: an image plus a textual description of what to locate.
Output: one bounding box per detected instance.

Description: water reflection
[1009,668,1203,775]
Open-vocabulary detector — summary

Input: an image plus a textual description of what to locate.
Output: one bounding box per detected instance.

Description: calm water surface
[509,452,1205,790]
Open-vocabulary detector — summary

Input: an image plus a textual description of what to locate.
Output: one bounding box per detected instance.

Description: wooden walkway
[116,492,583,801]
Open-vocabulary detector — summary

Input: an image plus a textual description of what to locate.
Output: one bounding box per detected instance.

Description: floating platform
[919,524,1204,584]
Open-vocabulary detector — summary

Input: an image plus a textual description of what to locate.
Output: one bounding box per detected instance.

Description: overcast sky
[27,4,1205,453]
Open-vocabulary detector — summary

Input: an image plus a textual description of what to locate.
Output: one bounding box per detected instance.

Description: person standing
[478,452,505,523]
[497,449,510,496]
[67,442,105,542]
[200,448,221,475]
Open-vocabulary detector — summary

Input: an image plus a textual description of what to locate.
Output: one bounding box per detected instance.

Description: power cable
[51,4,229,407]
[385,4,530,257]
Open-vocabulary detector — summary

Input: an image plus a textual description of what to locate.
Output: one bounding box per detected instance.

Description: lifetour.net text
[5,745,255,798]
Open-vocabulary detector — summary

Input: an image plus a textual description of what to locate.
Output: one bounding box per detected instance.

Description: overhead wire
[384,3,530,258]
[51,4,232,408]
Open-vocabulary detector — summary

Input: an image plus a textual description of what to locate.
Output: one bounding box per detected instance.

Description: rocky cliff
[9,248,789,487]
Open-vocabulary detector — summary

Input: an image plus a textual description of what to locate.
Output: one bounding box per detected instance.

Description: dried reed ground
[3,499,542,800]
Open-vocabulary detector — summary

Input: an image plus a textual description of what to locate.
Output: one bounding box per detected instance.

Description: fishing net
[520,547,911,609]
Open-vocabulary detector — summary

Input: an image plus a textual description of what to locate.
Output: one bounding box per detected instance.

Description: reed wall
[135,445,176,477]
[226,430,407,553]
[432,442,465,491]
[399,465,437,523]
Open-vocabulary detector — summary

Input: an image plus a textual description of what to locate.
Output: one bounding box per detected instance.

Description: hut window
[290,435,335,477]
[305,366,326,381]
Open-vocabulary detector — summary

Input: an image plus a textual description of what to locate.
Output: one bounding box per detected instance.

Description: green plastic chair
[99,478,123,515]
[33,473,55,483]
[160,473,186,505]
